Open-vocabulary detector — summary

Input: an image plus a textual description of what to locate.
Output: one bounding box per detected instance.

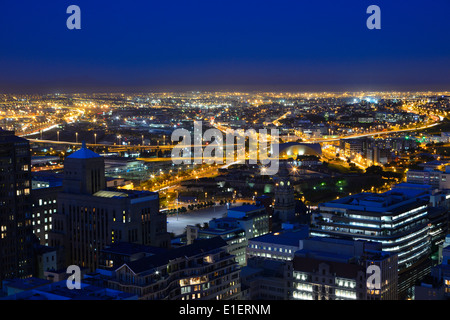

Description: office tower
[292,237,398,300]
[311,185,432,299]
[98,237,241,300]
[31,176,62,246]
[0,129,34,285]
[50,142,170,271]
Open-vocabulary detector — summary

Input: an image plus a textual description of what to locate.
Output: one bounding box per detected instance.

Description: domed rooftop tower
[63,141,105,195]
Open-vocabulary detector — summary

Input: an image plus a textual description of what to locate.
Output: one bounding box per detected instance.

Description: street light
[76,132,78,144]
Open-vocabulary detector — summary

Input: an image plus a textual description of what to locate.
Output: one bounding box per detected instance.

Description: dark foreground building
[50,142,170,271]
[0,129,34,286]
[95,237,241,300]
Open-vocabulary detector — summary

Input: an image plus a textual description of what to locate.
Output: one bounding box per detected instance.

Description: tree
[365,165,383,175]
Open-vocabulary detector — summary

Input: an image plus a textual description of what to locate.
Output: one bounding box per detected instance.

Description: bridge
[26,117,441,152]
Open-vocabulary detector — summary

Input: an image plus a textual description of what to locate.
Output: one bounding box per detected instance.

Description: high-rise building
[49,142,170,271]
[311,185,433,299]
[292,237,398,300]
[0,129,34,285]
[31,181,62,246]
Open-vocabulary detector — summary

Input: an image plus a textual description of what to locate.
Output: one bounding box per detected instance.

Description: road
[25,115,441,149]
[303,121,441,143]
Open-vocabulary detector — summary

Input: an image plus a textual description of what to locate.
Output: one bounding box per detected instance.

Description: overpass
[26,119,441,150]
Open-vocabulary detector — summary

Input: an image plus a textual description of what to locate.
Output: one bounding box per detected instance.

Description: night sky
[1,0,450,93]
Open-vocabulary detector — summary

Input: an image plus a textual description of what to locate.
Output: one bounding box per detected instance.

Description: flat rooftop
[101,242,168,256]
[249,226,309,246]
[319,185,430,212]
[93,189,158,200]
[2,277,51,291]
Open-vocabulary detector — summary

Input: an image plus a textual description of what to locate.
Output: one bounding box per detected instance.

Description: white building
[247,226,309,262]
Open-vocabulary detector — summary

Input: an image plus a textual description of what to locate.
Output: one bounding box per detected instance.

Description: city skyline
[1,1,450,306]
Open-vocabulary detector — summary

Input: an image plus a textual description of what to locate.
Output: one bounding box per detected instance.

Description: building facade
[31,185,61,246]
[311,185,432,298]
[272,165,296,231]
[188,220,248,266]
[247,226,309,262]
[0,130,34,285]
[49,142,170,271]
[292,237,398,300]
[101,237,241,300]
[407,168,450,190]
[227,205,270,239]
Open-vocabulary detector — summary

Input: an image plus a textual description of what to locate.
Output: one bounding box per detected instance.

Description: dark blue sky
[1,0,449,93]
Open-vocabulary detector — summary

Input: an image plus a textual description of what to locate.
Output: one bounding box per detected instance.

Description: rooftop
[1,281,137,300]
[227,204,266,219]
[66,141,102,160]
[249,226,309,246]
[120,237,228,274]
[2,277,51,291]
[93,189,158,200]
[0,129,29,144]
[319,185,430,212]
[293,255,364,278]
[93,190,129,198]
[101,242,168,256]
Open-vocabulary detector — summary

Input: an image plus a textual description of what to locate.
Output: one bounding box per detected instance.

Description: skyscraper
[50,142,170,271]
[0,129,34,285]
[311,185,432,299]
[292,237,398,300]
